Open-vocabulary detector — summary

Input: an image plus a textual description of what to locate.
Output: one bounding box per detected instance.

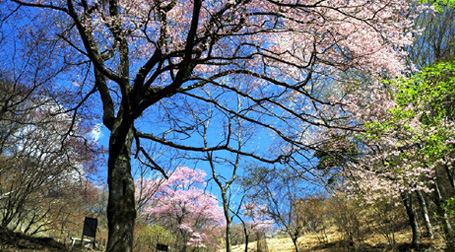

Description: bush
[368,198,407,247]
[133,224,176,251]
[329,195,364,249]
[296,196,330,244]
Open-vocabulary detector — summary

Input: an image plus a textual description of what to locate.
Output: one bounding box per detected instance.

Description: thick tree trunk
[402,192,420,250]
[106,125,136,252]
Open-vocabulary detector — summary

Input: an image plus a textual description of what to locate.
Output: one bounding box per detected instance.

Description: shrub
[133,224,176,251]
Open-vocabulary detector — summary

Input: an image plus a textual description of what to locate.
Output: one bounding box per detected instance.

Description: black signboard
[83,217,98,238]
[157,244,169,251]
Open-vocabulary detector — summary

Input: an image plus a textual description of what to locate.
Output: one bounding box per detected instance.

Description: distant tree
[196,95,249,252]
[295,196,330,244]
[242,165,309,252]
[240,201,274,252]
[408,0,455,68]
[136,166,225,252]
[0,73,99,235]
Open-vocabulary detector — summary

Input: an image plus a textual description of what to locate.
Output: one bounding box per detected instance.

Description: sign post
[80,217,98,249]
[157,243,169,251]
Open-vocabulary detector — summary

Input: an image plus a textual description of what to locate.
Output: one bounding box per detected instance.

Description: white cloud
[90,123,103,143]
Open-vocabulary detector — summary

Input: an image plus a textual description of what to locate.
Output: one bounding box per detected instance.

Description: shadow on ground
[0,229,94,251]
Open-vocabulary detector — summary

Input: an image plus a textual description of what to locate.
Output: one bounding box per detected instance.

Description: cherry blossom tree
[0,0,423,250]
[136,166,225,252]
[313,80,424,248]
[308,2,455,247]
[311,59,455,248]
[240,201,274,252]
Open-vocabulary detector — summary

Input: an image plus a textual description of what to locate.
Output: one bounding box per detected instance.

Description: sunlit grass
[221,225,446,252]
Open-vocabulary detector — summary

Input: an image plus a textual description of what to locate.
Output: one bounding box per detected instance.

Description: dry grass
[223,227,447,252]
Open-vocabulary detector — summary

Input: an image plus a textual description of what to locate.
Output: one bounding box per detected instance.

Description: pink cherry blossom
[136,167,225,250]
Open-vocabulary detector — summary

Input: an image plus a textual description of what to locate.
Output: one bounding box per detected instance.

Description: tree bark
[433,180,452,244]
[219,188,232,252]
[243,227,249,252]
[291,236,300,252]
[416,190,434,239]
[106,125,136,252]
[224,212,232,252]
[444,160,455,189]
[256,230,269,252]
[402,192,420,250]
[244,238,249,252]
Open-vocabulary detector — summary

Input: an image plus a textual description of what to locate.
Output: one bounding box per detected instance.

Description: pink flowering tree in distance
[241,201,274,250]
[1,0,424,250]
[136,166,225,252]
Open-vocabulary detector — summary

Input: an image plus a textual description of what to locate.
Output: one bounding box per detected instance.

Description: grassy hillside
[0,224,447,251]
[224,227,446,252]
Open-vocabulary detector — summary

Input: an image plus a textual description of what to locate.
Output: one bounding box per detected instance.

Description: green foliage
[398,62,454,123]
[353,61,455,193]
[386,61,455,158]
[314,137,360,171]
[133,224,176,251]
[394,62,455,115]
[443,197,455,217]
[442,197,455,248]
[313,134,361,187]
[419,0,455,12]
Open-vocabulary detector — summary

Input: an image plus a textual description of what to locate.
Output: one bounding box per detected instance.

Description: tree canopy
[0,0,436,251]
